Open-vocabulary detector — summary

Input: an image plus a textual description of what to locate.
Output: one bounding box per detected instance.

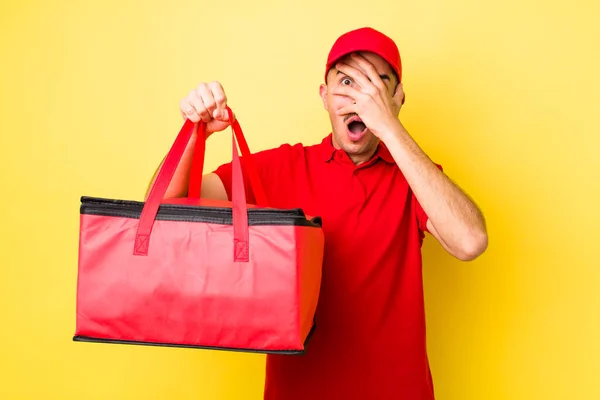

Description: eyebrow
[336,70,391,82]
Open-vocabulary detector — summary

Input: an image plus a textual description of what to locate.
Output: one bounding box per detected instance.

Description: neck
[348,146,377,165]
[331,134,380,166]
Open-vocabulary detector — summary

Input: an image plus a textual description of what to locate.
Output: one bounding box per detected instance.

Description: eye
[341,77,352,86]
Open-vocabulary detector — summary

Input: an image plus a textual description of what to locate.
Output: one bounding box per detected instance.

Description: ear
[319,84,329,111]
[392,82,405,111]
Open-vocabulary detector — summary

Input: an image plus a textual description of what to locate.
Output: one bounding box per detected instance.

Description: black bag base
[73,323,315,355]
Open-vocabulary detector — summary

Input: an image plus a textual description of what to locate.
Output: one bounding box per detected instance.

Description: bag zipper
[80,196,322,227]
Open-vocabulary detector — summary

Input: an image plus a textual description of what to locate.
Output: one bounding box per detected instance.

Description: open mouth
[345,115,367,141]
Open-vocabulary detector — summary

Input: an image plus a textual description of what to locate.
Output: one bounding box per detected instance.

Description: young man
[161,27,487,399]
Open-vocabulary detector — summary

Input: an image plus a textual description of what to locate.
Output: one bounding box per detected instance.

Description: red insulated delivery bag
[73,107,324,354]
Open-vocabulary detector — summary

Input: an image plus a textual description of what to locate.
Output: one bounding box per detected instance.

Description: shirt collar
[318,134,395,164]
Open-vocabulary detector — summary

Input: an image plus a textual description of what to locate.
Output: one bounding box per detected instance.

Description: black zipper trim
[80,196,322,227]
[73,322,316,355]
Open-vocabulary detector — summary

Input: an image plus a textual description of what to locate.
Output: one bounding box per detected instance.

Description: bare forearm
[145,133,197,200]
[381,123,487,259]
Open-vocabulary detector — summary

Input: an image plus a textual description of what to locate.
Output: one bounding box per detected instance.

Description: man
[158,27,488,399]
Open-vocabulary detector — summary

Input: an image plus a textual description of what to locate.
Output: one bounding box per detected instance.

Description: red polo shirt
[214,134,439,400]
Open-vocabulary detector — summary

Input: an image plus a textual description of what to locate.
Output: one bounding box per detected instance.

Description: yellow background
[1,0,598,399]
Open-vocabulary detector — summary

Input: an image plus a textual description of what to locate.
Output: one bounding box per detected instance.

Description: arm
[333,54,488,261]
[145,81,232,202]
[381,124,487,261]
[144,133,227,201]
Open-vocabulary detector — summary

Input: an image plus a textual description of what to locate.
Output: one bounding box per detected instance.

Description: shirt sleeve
[412,163,444,234]
[212,144,293,204]
[213,157,254,203]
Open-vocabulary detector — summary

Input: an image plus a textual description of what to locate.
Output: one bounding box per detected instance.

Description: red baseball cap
[325,27,402,84]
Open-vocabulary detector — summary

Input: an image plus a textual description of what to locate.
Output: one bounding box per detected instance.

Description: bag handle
[134,107,258,262]
[187,111,268,207]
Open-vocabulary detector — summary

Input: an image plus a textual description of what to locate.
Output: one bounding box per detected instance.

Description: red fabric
[76,215,322,351]
[213,134,442,400]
